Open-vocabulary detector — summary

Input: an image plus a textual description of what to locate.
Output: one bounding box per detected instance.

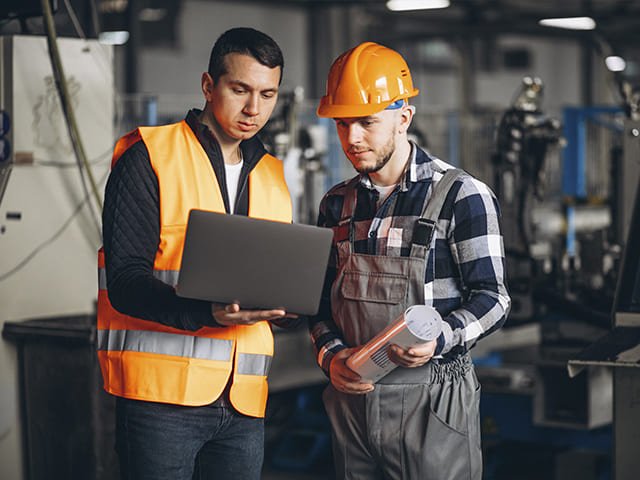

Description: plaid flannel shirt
[310,144,510,374]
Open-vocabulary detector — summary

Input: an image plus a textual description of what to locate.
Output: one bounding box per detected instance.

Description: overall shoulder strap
[334,177,360,249]
[411,168,466,250]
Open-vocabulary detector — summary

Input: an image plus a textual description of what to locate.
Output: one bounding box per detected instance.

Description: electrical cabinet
[0,35,113,321]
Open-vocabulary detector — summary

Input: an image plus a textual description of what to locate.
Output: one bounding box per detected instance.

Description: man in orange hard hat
[310,42,510,479]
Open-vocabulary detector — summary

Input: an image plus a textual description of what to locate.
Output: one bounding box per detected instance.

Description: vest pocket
[340,270,408,304]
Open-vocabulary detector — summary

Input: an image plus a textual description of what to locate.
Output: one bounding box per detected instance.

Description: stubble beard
[353,135,396,175]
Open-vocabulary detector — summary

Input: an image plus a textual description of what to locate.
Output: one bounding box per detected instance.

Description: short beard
[354,135,396,174]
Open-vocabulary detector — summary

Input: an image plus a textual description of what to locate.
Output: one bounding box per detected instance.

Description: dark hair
[208,27,284,85]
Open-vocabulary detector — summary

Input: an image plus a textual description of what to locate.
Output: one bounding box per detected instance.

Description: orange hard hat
[317,42,419,118]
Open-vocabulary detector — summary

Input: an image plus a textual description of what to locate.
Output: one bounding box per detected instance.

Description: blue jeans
[115,397,264,480]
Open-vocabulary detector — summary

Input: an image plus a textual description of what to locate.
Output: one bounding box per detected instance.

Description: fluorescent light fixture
[98,31,130,45]
[605,56,626,72]
[538,17,596,30]
[387,0,450,12]
[139,7,167,22]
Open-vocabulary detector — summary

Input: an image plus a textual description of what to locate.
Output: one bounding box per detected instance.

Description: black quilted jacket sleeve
[102,141,217,331]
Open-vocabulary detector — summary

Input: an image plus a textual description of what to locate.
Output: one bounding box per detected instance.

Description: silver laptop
[176,209,333,316]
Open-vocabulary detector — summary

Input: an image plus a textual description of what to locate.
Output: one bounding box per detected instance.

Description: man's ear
[398,104,415,134]
[202,72,214,101]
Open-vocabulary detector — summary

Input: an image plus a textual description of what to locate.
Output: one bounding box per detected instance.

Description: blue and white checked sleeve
[436,175,510,356]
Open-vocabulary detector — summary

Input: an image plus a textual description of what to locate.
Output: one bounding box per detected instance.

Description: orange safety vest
[97,121,292,417]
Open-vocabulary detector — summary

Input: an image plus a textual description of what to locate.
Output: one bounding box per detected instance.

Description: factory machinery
[480,74,640,479]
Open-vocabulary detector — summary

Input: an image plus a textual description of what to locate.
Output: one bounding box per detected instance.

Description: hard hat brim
[316,90,419,118]
[317,101,392,118]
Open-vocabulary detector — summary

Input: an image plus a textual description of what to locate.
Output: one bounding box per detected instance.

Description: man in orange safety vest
[99,27,296,480]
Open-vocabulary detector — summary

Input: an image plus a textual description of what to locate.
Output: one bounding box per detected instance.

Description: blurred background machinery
[475,72,640,479]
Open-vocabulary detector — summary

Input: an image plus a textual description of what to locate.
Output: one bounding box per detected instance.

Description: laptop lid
[176,209,333,316]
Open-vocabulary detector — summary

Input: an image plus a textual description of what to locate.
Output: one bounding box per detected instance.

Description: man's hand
[329,348,374,395]
[387,339,436,368]
[211,303,291,326]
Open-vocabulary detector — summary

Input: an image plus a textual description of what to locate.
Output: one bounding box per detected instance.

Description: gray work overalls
[323,169,483,480]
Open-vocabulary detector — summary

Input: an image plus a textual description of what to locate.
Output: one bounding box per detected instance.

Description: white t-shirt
[373,183,397,206]
[224,160,244,214]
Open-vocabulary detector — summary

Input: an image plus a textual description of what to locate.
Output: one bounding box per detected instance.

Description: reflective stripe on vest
[97,121,291,415]
[237,352,272,376]
[97,328,234,361]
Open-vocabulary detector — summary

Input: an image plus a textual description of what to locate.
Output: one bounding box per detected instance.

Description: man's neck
[198,109,242,165]
[369,139,412,187]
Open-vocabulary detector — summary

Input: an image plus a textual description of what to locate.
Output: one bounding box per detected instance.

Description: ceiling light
[386,0,451,12]
[605,56,626,72]
[538,17,596,30]
[98,31,130,45]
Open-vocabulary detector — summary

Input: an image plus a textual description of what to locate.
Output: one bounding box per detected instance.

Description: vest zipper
[235,172,249,215]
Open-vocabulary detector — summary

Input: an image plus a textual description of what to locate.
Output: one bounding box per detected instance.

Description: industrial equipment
[568,114,640,480]
[492,76,565,325]
[260,89,329,225]
[493,75,639,331]
[0,35,113,318]
[480,73,640,477]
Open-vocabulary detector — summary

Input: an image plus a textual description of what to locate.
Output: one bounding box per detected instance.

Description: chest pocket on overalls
[333,250,416,346]
[340,269,409,304]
